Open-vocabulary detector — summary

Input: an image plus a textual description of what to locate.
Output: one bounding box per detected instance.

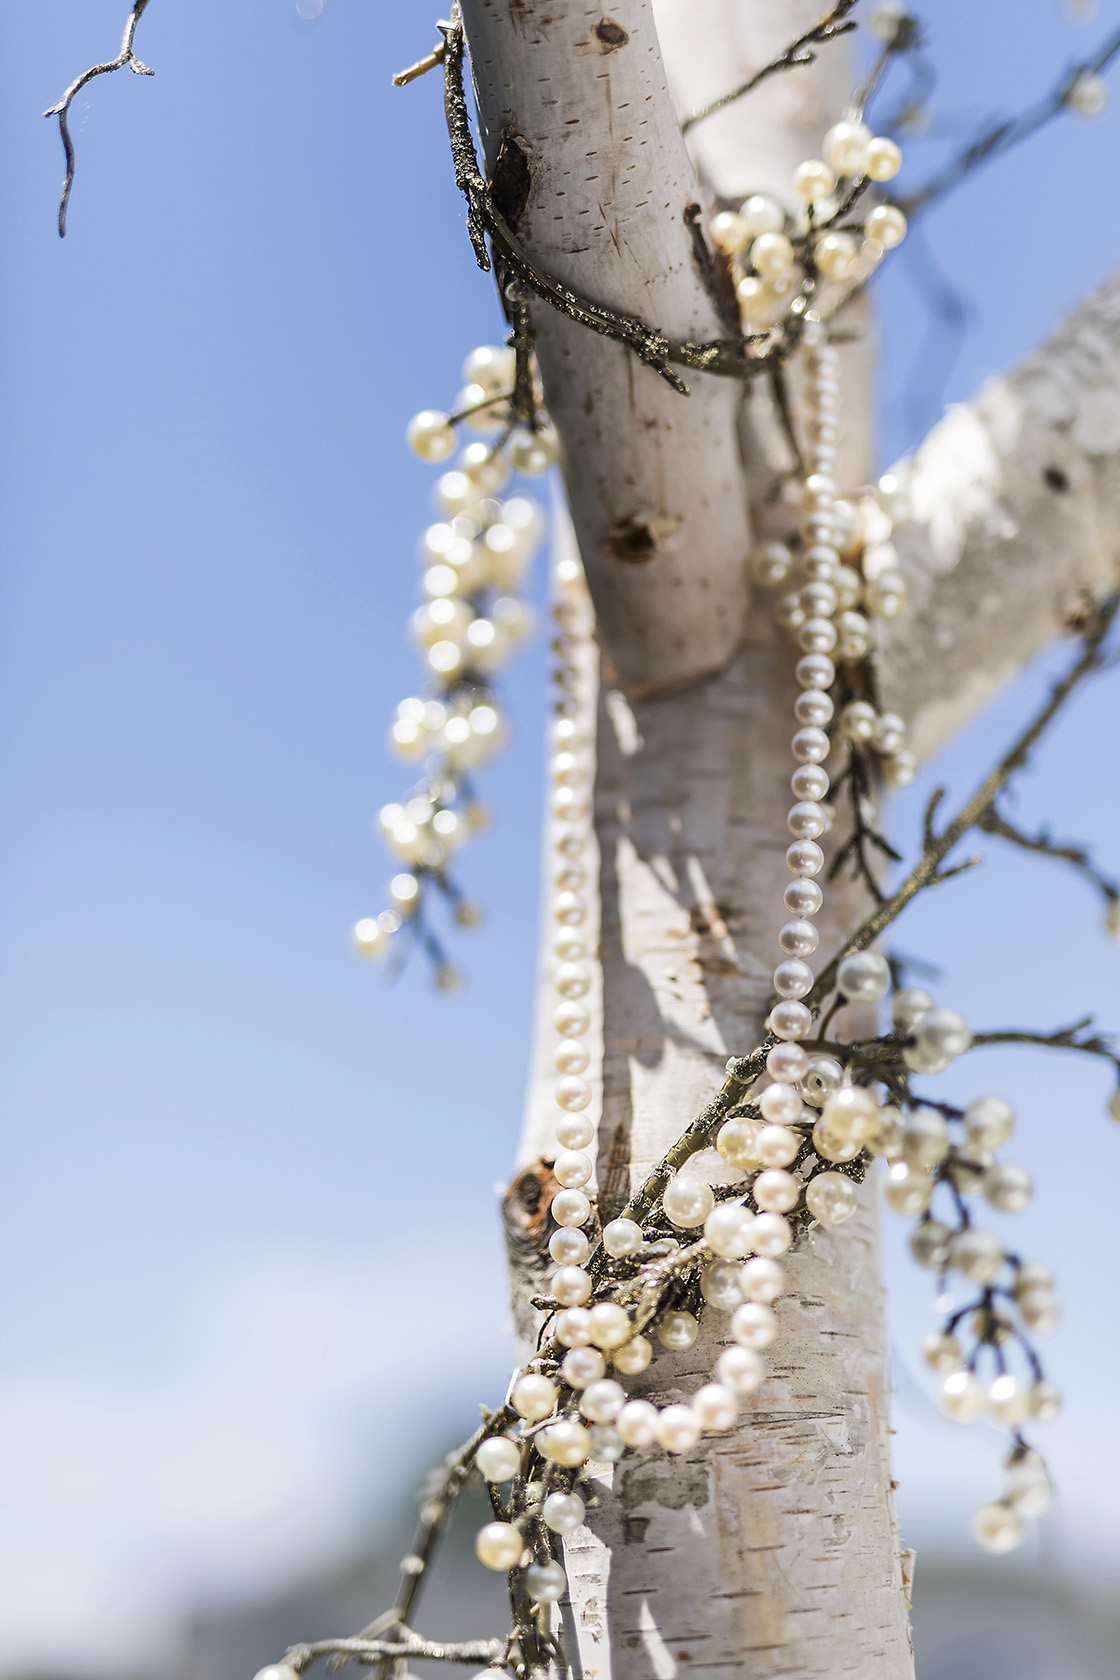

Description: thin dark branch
[285,1636,505,1671]
[978,805,1120,909]
[899,21,1120,217]
[971,1023,1120,1080]
[44,0,155,238]
[810,593,1120,1008]
[680,2,858,134]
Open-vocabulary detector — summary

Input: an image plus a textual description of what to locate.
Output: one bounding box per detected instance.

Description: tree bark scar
[490,128,532,229]
[502,1160,559,1267]
[603,513,683,563]
[575,18,631,55]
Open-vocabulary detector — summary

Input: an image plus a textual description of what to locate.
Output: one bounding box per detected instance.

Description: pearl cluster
[353,343,555,981]
[708,119,907,343]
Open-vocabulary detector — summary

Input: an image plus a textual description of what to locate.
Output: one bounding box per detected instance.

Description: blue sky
[1,1,1119,1673]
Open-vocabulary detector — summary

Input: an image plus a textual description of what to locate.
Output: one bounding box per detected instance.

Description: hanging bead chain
[352,340,558,984]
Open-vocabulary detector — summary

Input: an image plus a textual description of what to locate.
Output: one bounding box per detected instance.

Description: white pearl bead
[562,1346,606,1388]
[553,928,586,961]
[717,1118,761,1169]
[921,1331,962,1372]
[758,1081,801,1124]
[965,1095,1015,1149]
[1028,1380,1062,1422]
[700,1259,746,1309]
[579,1379,626,1423]
[551,1188,592,1227]
[791,728,830,764]
[739,1256,784,1303]
[750,541,793,587]
[779,918,819,957]
[549,1227,590,1266]
[554,1149,592,1188]
[865,136,901,181]
[892,987,932,1031]
[914,1006,972,1060]
[784,877,823,916]
[756,1125,800,1168]
[901,1106,949,1169]
[751,232,795,277]
[815,232,856,279]
[602,1216,644,1257]
[662,1175,714,1228]
[555,1306,593,1347]
[538,1419,590,1466]
[476,1435,521,1481]
[525,1561,567,1603]
[754,1168,800,1213]
[656,1403,703,1454]
[909,1219,950,1269]
[704,1201,755,1258]
[792,158,835,201]
[836,949,890,1002]
[794,688,834,727]
[611,1334,652,1375]
[554,1038,590,1075]
[865,204,907,249]
[988,1373,1029,1426]
[751,1212,792,1256]
[617,1398,660,1446]
[773,958,813,999]
[769,1000,813,1040]
[542,1490,586,1533]
[552,1265,593,1306]
[556,1076,592,1111]
[407,410,456,462]
[787,800,827,840]
[475,1520,523,1570]
[766,1042,808,1082]
[512,1372,557,1420]
[692,1382,740,1432]
[716,1344,765,1395]
[798,616,839,655]
[949,1228,1003,1285]
[657,1309,699,1350]
[740,194,785,236]
[791,763,829,801]
[804,1170,858,1225]
[731,1301,778,1349]
[556,1113,594,1150]
[939,1369,984,1422]
[555,962,591,999]
[587,1302,633,1349]
[554,891,586,928]
[823,119,871,177]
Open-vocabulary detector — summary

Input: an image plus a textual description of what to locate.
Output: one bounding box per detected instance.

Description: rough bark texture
[460,0,753,695]
[490,3,917,1676]
[881,269,1120,759]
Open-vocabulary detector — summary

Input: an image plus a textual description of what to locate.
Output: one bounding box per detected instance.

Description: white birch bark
[472,4,1120,1676]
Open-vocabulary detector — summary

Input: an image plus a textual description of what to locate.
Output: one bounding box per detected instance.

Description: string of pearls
[353,343,557,983]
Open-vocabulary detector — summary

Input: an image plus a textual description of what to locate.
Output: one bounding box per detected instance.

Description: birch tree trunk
[464,1,1120,1674]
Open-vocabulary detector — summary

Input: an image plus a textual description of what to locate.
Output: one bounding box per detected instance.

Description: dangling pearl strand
[545,548,600,1280]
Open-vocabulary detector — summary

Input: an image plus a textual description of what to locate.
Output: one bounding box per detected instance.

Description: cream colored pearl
[552,1265,592,1306]
[812,1118,861,1164]
[512,1372,557,1420]
[940,1369,984,1422]
[549,1227,590,1266]
[551,1188,592,1227]
[751,232,795,277]
[755,1125,800,1168]
[921,1331,962,1372]
[657,1309,699,1350]
[656,1403,702,1454]
[793,159,836,202]
[815,231,856,279]
[751,1212,792,1257]
[662,1174,714,1228]
[587,1302,633,1349]
[561,1346,606,1388]
[731,1301,777,1350]
[988,1373,1029,1426]
[611,1333,652,1375]
[972,1501,1023,1554]
[555,962,591,1000]
[758,1081,801,1124]
[555,1306,593,1347]
[710,209,748,253]
[692,1382,739,1432]
[740,194,785,236]
[579,1378,626,1423]
[716,1117,761,1169]
[700,1259,746,1310]
[823,119,871,175]
[716,1344,765,1395]
[704,1202,755,1259]
[556,1113,594,1150]
[407,409,456,462]
[883,1161,933,1215]
[542,1490,586,1533]
[805,1170,858,1225]
[754,1168,800,1213]
[602,1216,644,1257]
[617,1399,660,1447]
[820,1085,879,1143]
[865,204,907,248]
[739,1256,784,1303]
[476,1435,521,1481]
[554,1038,590,1076]
[554,1000,590,1038]
[475,1521,523,1570]
[538,1419,590,1466]
[554,1149,592,1189]
[556,1076,592,1112]
[864,137,901,181]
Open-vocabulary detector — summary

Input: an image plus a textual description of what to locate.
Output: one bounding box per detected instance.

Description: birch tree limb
[880,268,1120,759]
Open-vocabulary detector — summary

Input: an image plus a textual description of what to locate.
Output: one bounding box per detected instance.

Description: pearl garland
[353,343,557,982]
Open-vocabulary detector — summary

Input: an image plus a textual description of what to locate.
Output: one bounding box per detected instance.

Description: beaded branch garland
[257,53,1120,1680]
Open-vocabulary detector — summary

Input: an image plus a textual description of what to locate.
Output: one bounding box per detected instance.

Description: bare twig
[978,805,1119,912]
[392,40,448,87]
[810,593,1120,1008]
[900,20,1120,217]
[971,1022,1120,1081]
[285,1636,505,1670]
[44,0,155,238]
[680,2,858,135]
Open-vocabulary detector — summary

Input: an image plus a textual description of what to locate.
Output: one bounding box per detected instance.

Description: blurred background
[1,2,1119,1676]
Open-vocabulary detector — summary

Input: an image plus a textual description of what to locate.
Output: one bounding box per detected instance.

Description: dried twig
[680,2,858,135]
[978,805,1120,913]
[285,1636,504,1670]
[392,40,447,87]
[44,0,155,238]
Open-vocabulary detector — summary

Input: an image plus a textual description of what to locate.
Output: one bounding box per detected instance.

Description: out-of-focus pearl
[525,1561,568,1604]
[1069,70,1108,116]
[836,950,890,1002]
[865,205,907,248]
[1028,1380,1062,1422]
[555,962,591,1000]
[551,1188,592,1227]
[965,1095,1015,1149]
[587,1302,633,1349]
[892,987,932,1031]
[579,1378,626,1423]
[556,1076,592,1112]
[554,1037,590,1075]
[700,1259,746,1309]
[475,1521,524,1570]
[793,158,836,201]
[740,1256,784,1303]
[949,1228,1003,1285]
[815,231,856,279]
[663,1175,715,1228]
[657,1309,699,1350]
[705,1201,756,1258]
[883,1161,934,1215]
[754,1168,800,1213]
[972,1501,1024,1554]
[983,1162,1032,1214]
[750,541,793,586]
[909,1219,951,1270]
[756,1124,800,1168]
[812,1117,861,1163]
[922,1331,963,1372]
[476,1435,521,1481]
[555,1307,593,1347]
[902,1106,949,1170]
[1005,1447,1052,1515]
[821,1085,880,1143]
[539,1419,591,1466]
[617,1399,660,1446]
[612,1333,653,1375]
[407,410,456,461]
[740,194,785,236]
[769,1000,813,1040]
[656,1404,703,1454]
[692,1382,740,1432]
[543,1490,586,1533]
[940,1369,984,1422]
[602,1216,644,1257]
[823,119,872,176]
[805,1170,858,1224]
[751,232,795,277]
[512,1372,557,1420]
[865,136,902,180]
[988,1373,1029,1426]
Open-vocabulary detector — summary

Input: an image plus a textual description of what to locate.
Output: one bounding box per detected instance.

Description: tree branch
[680,1,857,134]
[977,805,1119,912]
[44,0,155,238]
